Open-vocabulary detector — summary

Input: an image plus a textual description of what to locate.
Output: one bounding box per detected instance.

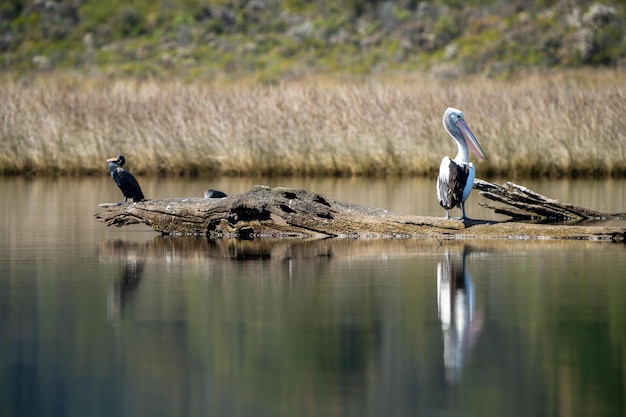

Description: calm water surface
[1,177,626,417]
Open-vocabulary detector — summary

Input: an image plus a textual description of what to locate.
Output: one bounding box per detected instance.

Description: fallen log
[95,182,626,241]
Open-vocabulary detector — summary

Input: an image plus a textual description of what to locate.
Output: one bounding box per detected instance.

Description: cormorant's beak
[106,157,116,162]
[456,119,487,160]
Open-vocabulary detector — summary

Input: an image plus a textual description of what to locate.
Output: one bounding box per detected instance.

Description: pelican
[437,107,487,219]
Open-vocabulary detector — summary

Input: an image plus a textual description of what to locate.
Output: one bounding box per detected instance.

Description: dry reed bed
[0,70,624,177]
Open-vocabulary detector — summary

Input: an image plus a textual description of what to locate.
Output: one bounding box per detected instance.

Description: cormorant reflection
[108,258,145,322]
[437,246,483,382]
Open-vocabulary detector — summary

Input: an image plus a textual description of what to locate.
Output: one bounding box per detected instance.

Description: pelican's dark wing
[437,157,470,210]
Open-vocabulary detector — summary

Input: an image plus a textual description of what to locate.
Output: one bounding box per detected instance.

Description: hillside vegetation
[1,0,624,80]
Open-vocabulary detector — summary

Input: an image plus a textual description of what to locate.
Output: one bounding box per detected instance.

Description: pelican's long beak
[457,119,487,160]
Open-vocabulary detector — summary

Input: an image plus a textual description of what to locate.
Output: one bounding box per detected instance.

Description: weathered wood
[474,179,623,220]
[95,183,626,241]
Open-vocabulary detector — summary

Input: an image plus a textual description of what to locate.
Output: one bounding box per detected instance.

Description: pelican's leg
[461,202,467,220]
[445,209,451,219]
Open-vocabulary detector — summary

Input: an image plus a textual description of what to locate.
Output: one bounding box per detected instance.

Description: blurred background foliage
[0,0,624,81]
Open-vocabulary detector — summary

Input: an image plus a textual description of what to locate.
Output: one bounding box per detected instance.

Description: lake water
[1,176,626,417]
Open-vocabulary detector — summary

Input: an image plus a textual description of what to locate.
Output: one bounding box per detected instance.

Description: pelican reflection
[437,246,483,382]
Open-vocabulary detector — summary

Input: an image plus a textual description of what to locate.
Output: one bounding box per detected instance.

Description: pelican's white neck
[453,136,469,164]
[443,108,470,164]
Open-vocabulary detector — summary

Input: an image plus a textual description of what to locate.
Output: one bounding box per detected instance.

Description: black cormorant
[204,189,227,198]
[106,155,145,202]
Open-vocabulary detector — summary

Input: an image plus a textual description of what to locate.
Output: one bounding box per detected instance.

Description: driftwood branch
[95,183,626,242]
[474,179,621,221]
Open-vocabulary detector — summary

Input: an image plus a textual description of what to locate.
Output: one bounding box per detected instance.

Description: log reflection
[98,237,460,264]
[437,246,484,383]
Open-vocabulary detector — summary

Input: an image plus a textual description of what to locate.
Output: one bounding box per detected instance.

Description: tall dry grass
[0,70,624,178]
